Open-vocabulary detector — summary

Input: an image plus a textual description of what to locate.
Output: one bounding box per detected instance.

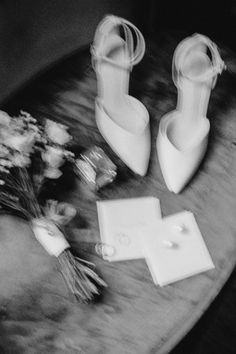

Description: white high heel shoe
[157,34,225,193]
[91,15,150,176]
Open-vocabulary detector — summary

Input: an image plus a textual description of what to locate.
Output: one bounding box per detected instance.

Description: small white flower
[43,167,62,179]
[3,130,37,153]
[0,159,12,167]
[0,110,11,126]
[42,146,64,168]
[44,199,77,225]
[20,111,36,123]
[0,145,9,158]
[45,120,72,145]
[11,153,31,167]
[64,150,75,159]
[0,165,10,173]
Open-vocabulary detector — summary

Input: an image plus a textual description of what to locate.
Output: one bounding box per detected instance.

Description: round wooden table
[1,32,236,354]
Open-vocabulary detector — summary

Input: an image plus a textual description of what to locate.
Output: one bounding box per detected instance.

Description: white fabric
[136,211,214,286]
[96,197,161,262]
[32,218,70,257]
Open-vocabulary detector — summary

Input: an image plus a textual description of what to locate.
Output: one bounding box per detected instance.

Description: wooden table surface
[1,32,236,354]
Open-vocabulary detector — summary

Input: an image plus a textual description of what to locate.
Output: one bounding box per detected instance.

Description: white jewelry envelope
[134,211,215,286]
[96,197,161,261]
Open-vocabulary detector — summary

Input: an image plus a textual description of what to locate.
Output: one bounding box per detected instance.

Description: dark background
[138,0,234,44]
[0,0,236,105]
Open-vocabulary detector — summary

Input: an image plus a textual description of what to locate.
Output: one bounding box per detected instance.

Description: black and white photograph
[0,1,236,353]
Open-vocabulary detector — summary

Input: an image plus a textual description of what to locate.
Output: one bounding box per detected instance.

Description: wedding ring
[95,243,115,258]
[174,224,187,233]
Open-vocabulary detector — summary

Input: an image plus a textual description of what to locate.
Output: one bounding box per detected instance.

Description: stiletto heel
[157,33,225,193]
[91,15,151,176]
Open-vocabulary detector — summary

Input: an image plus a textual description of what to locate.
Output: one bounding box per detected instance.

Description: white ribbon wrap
[32,218,70,257]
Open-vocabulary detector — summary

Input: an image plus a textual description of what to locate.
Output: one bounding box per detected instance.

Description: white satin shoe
[91,15,150,176]
[157,33,225,193]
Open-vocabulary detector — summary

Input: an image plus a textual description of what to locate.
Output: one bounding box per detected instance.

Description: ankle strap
[91,15,145,70]
[172,33,226,88]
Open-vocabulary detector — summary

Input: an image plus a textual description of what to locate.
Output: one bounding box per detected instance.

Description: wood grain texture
[1,32,236,354]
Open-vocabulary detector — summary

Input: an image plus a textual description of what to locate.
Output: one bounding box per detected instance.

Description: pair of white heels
[91,15,225,193]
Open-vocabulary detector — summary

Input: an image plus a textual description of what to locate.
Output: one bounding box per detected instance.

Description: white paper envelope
[136,211,215,286]
[96,197,161,261]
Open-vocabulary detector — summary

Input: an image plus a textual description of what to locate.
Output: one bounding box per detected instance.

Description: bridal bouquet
[0,110,106,302]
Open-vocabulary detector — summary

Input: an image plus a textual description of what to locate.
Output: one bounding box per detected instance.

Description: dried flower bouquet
[0,110,106,302]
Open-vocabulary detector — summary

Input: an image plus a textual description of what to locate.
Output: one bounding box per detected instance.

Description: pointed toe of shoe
[157,113,210,193]
[160,171,187,194]
[95,97,151,176]
[129,156,149,176]
[163,174,188,194]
